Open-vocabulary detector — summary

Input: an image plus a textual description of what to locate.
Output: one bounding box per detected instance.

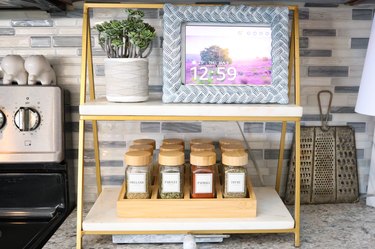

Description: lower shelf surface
[82,187,294,232]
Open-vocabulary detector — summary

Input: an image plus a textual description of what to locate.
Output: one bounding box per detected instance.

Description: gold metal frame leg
[76,120,85,249]
[294,121,301,247]
[276,121,288,193]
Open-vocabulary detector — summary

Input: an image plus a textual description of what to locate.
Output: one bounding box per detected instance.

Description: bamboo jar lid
[221,143,245,153]
[158,151,185,166]
[162,138,184,146]
[133,139,156,150]
[191,143,215,152]
[222,151,248,166]
[160,144,184,152]
[190,151,216,166]
[219,138,242,147]
[128,144,154,155]
[125,151,152,166]
[190,138,213,146]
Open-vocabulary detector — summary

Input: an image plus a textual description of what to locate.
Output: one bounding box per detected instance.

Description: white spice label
[127,173,146,193]
[162,173,180,193]
[227,173,245,193]
[195,173,213,193]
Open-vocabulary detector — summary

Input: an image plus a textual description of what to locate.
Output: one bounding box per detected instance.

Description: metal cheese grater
[285,90,359,204]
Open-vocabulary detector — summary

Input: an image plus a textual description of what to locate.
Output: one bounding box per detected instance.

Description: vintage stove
[0,85,75,249]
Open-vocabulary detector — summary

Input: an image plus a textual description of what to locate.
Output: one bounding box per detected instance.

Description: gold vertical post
[275,121,288,193]
[86,12,102,195]
[294,120,301,247]
[293,7,301,106]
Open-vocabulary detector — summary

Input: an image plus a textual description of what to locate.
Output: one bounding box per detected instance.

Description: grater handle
[318,90,333,131]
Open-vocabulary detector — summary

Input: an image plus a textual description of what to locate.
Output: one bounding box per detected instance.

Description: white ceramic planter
[104,58,149,102]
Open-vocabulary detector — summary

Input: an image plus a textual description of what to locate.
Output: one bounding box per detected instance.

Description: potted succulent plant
[95,9,156,102]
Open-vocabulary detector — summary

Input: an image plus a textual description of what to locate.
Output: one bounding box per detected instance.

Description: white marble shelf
[83,187,294,232]
[80,96,303,118]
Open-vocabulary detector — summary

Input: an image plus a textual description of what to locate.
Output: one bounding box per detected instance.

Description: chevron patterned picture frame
[162,4,290,104]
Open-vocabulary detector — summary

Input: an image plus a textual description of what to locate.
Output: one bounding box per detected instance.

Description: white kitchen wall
[0,3,374,202]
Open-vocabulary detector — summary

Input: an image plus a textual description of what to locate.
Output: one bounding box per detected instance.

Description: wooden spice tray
[117,165,257,218]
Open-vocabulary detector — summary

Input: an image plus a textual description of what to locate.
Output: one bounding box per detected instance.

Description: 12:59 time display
[190,66,237,83]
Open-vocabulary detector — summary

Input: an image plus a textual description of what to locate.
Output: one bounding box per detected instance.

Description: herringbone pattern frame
[162,4,289,104]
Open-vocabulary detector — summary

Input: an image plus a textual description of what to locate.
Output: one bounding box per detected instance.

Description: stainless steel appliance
[0,85,75,249]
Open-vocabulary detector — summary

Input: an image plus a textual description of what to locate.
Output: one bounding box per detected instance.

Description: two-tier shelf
[76,2,302,248]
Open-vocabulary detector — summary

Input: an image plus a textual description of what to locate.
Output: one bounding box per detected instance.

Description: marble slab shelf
[83,187,294,232]
[79,96,303,118]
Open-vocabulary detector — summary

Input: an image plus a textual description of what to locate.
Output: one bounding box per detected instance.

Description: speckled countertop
[44,200,375,249]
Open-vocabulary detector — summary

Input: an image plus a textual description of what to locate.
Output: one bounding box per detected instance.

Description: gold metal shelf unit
[76,2,302,249]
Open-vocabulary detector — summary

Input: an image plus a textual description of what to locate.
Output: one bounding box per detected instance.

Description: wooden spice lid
[219,138,243,147]
[162,138,184,146]
[191,143,215,152]
[190,138,213,146]
[222,151,248,166]
[158,151,185,165]
[160,144,184,152]
[190,151,216,166]
[125,151,152,166]
[128,144,154,155]
[133,139,156,150]
[221,143,245,153]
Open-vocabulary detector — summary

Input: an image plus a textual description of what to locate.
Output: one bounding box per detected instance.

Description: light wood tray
[117,165,257,218]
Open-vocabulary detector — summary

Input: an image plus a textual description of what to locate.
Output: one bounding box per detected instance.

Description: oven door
[0,172,68,249]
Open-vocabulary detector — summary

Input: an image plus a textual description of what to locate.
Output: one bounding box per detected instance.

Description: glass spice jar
[125,150,152,199]
[158,151,185,199]
[191,143,215,153]
[222,151,248,198]
[133,138,156,150]
[159,144,184,153]
[219,138,243,149]
[162,138,185,149]
[190,138,213,147]
[219,143,245,183]
[129,144,154,155]
[190,151,216,198]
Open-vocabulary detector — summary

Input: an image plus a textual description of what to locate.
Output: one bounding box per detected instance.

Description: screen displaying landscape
[184,25,272,86]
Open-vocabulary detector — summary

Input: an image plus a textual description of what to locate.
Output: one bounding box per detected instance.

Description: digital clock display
[182,24,272,86]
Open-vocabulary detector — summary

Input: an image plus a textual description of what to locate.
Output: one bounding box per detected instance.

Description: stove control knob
[14,107,40,131]
[0,110,5,130]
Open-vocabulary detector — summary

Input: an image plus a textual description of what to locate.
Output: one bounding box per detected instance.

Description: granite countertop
[44,200,375,249]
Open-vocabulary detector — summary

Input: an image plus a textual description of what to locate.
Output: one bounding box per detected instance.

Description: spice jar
[158,151,185,199]
[191,143,215,153]
[162,138,185,149]
[190,138,213,146]
[160,144,184,153]
[133,138,156,150]
[219,138,242,149]
[129,144,154,155]
[222,151,248,198]
[220,143,245,153]
[125,151,152,199]
[190,151,216,198]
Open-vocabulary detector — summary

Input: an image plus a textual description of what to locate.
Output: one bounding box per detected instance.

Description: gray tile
[304,3,339,7]
[243,122,264,133]
[302,114,332,122]
[330,106,355,113]
[77,48,106,56]
[264,149,291,160]
[30,36,51,48]
[141,122,160,133]
[300,50,332,57]
[101,175,124,185]
[251,149,264,161]
[303,29,336,37]
[94,64,104,76]
[161,122,201,133]
[334,86,359,93]
[300,37,308,49]
[86,160,124,167]
[99,141,127,148]
[347,122,366,133]
[265,122,295,133]
[352,9,373,20]
[0,28,15,36]
[11,19,53,27]
[53,36,90,47]
[356,149,364,159]
[351,38,369,49]
[308,66,348,77]
[289,9,309,20]
[149,85,162,93]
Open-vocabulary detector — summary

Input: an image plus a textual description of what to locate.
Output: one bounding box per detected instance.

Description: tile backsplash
[0,4,374,202]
